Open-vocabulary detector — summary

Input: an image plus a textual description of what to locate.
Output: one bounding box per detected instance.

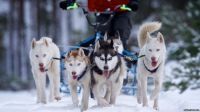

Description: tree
[163,0,200,93]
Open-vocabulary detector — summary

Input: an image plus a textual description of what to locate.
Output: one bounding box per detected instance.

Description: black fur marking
[77,67,88,81]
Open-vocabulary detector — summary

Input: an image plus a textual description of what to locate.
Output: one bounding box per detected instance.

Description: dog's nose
[151,57,156,61]
[72,71,76,75]
[39,63,44,67]
[104,66,109,70]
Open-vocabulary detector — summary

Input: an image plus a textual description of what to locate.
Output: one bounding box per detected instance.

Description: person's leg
[113,12,132,49]
[96,14,112,34]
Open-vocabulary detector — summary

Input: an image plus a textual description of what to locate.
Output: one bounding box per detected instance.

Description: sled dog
[64,48,90,111]
[136,22,166,110]
[30,37,61,103]
[91,38,127,106]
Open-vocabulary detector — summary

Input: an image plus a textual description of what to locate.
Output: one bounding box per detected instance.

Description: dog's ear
[103,32,108,41]
[115,31,121,40]
[110,40,114,48]
[157,32,164,43]
[43,38,49,47]
[94,41,100,52]
[31,38,36,49]
[78,48,85,57]
[65,51,71,62]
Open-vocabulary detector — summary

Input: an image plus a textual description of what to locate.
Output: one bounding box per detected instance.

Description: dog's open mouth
[103,70,110,79]
[39,67,45,72]
[72,75,77,80]
[151,61,157,67]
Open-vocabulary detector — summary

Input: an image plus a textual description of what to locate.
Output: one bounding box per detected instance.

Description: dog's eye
[43,54,47,57]
[108,57,112,61]
[77,63,81,66]
[100,57,104,61]
[149,49,152,52]
[69,63,73,66]
[156,49,160,52]
[35,55,39,58]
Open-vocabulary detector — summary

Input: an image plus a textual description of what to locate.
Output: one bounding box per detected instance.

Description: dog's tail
[137,22,162,48]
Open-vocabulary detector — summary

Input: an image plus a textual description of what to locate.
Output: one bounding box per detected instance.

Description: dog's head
[94,40,119,78]
[104,32,124,54]
[112,32,124,54]
[64,48,89,80]
[145,32,166,67]
[30,37,52,72]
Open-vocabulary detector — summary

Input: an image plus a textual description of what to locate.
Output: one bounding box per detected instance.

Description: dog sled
[58,1,143,95]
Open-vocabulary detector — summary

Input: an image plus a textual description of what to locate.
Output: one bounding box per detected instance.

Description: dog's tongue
[73,75,77,80]
[40,68,45,72]
[103,70,110,78]
[151,61,157,67]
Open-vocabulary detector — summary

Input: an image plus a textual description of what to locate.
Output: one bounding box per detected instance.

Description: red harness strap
[88,0,129,12]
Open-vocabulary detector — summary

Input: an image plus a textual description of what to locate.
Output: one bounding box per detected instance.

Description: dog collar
[77,67,88,81]
[143,60,161,73]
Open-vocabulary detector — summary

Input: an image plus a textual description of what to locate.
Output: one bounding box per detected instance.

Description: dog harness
[77,66,88,81]
[143,60,161,73]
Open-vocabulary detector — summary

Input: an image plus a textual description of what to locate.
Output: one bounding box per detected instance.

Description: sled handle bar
[66,2,132,28]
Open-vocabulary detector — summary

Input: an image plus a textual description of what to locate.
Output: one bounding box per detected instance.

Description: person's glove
[59,0,76,10]
[127,0,139,11]
[120,5,132,11]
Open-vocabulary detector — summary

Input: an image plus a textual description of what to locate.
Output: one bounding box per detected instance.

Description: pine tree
[162,1,200,93]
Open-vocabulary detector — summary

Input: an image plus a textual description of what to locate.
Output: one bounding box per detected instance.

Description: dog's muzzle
[39,67,45,72]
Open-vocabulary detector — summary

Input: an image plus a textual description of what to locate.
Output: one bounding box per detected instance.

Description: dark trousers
[97,12,133,49]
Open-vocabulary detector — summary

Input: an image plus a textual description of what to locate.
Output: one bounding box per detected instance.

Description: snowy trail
[0,90,199,112]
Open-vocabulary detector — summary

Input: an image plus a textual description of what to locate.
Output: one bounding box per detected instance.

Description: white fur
[136,22,166,110]
[29,37,61,104]
[64,48,90,111]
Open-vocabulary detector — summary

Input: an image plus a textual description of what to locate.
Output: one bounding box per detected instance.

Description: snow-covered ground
[0,90,199,112]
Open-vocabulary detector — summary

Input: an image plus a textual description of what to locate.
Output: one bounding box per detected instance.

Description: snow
[0,90,199,112]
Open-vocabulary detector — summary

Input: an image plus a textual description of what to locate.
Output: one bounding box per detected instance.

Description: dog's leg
[151,78,162,110]
[38,73,47,104]
[93,82,109,106]
[141,76,148,107]
[153,97,159,110]
[136,75,142,104]
[150,78,162,100]
[32,70,41,103]
[81,82,90,111]
[110,77,123,105]
[104,82,111,103]
[52,62,61,101]
[48,72,54,102]
[69,83,79,107]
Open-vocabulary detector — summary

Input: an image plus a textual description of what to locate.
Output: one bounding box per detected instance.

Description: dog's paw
[98,99,109,107]
[81,105,88,112]
[137,97,142,104]
[142,102,148,107]
[55,96,61,101]
[153,105,159,111]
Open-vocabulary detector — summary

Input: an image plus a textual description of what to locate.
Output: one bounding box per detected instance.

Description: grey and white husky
[64,48,91,111]
[136,22,166,110]
[91,38,127,106]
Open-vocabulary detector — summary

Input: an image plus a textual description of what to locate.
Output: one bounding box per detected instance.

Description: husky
[29,37,61,104]
[91,38,127,106]
[136,22,166,110]
[64,48,90,111]
[104,32,124,54]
